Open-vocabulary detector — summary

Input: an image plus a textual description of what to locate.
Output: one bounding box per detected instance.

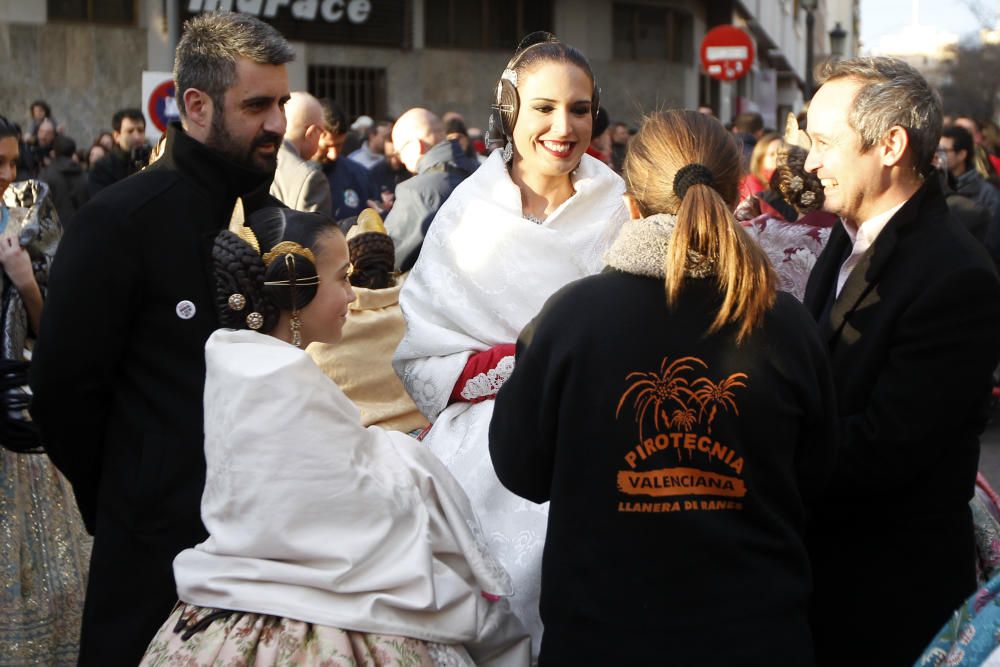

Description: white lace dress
[393,151,627,654]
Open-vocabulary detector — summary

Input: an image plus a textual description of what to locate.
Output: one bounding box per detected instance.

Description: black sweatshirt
[490,271,837,666]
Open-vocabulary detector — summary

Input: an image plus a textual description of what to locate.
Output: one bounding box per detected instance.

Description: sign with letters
[184,0,408,48]
[700,25,755,82]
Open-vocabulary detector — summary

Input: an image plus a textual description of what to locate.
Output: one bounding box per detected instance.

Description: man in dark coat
[939,125,1000,264]
[385,107,478,271]
[87,107,148,197]
[937,166,992,247]
[29,13,294,666]
[802,57,1000,666]
[38,134,88,226]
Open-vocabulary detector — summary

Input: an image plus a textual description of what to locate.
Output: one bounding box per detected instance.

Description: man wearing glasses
[938,125,1000,240]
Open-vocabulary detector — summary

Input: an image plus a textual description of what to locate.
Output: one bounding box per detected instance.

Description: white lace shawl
[393,150,627,421]
[391,151,627,655]
[174,330,529,661]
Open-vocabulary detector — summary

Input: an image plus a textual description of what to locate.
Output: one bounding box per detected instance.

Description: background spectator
[38,134,88,226]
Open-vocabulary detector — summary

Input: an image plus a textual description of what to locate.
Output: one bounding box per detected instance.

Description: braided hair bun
[770,146,825,215]
[347,230,395,290]
[213,207,342,333]
[213,230,280,333]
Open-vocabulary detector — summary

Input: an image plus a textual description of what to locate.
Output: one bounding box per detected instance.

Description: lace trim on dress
[458,355,515,401]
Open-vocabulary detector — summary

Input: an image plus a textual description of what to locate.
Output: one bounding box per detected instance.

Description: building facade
[1,0,856,147]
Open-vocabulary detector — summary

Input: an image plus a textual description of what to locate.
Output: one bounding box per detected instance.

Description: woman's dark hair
[510,34,596,92]
[213,231,280,332]
[592,106,610,141]
[30,100,51,119]
[348,231,395,290]
[0,116,21,142]
[770,146,825,215]
[213,208,341,332]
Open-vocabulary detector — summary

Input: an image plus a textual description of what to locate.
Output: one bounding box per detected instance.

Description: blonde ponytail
[668,182,775,343]
[624,110,776,344]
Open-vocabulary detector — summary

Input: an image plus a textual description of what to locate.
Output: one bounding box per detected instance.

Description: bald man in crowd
[270,91,332,215]
[385,107,479,271]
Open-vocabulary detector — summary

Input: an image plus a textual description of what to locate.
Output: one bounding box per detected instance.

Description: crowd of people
[6,10,1000,667]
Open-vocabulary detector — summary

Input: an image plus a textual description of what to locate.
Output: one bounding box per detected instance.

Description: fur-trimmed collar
[603,213,715,278]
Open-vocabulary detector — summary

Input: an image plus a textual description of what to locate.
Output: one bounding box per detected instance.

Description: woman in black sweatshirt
[489,109,837,667]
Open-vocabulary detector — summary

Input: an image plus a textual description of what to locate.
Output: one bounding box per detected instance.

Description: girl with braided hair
[489,110,837,665]
[141,208,529,666]
[736,145,838,301]
[309,209,427,433]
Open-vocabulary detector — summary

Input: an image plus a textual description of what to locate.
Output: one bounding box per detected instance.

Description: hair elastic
[673,164,715,200]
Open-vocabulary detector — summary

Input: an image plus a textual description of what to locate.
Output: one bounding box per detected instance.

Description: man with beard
[29,13,293,666]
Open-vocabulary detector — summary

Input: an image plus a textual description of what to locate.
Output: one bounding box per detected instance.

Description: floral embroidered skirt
[140,603,476,667]
[0,449,91,665]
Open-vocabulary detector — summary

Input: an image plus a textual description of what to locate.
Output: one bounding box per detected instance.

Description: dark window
[425,0,554,51]
[48,0,136,24]
[308,65,388,123]
[613,3,693,63]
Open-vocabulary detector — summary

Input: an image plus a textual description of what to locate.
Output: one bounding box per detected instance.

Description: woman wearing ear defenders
[393,32,628,657]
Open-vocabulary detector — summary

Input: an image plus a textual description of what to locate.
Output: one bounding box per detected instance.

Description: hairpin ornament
[235,225,260,254]
[784,112,811,151]
[228,293,247,311]
[262,241,316,267]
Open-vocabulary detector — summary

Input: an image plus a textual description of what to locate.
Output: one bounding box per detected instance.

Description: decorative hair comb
[235,225,261,254]
[262,241,316,267]
[356,207,387,235]
[784,112,811,151]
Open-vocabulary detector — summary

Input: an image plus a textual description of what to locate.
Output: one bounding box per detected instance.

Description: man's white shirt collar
[836,201,906,297]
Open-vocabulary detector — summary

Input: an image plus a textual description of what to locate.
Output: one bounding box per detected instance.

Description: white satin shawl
[392,151,627,654]
[393,150,626,420]
[173,329,528,660]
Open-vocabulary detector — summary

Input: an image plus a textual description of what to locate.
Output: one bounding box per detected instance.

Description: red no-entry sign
[701,26,755,81]
[146,79,180,132]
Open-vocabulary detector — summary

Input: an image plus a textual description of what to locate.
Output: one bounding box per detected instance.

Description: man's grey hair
[817,56,942,178]
[173,12,295,117]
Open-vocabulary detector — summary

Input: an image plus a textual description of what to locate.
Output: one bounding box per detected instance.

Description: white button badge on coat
[176,300,197,320]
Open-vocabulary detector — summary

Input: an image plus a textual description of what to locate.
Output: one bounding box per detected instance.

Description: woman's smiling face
[511,60,594,178]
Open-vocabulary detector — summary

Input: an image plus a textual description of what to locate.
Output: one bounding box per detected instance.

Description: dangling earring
[284,253,302,347]
[502,141,513,164]
[290,309,302,348]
